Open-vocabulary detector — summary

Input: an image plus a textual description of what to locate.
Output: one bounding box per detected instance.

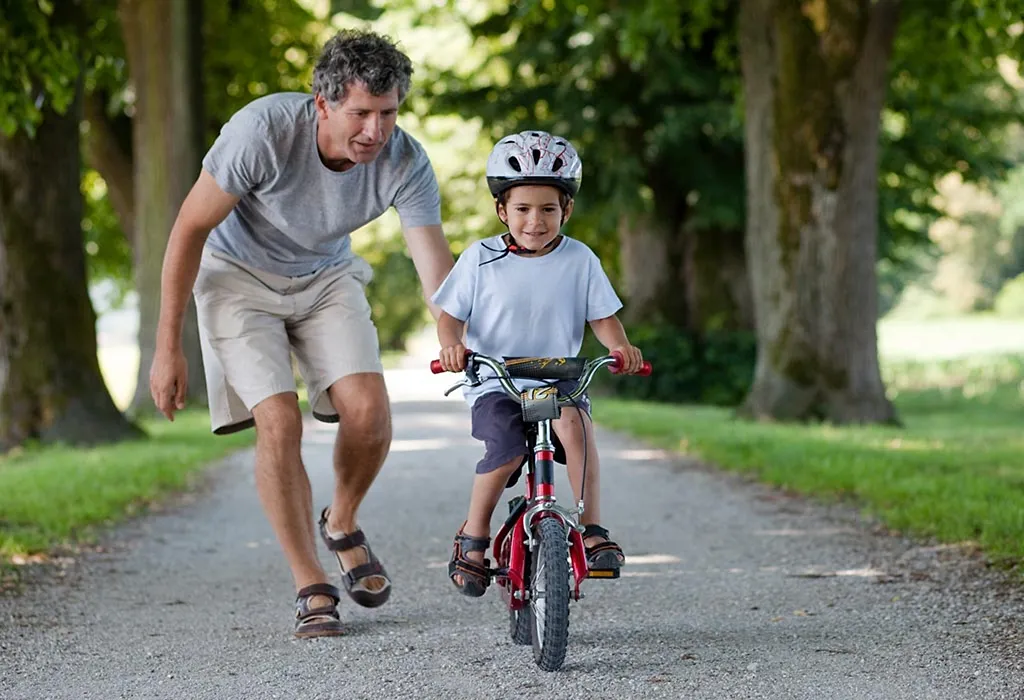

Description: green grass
[596,354,1024,568]
[0,410,253,559]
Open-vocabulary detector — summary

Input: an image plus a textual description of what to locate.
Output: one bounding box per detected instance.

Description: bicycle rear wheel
[530,517,570,671]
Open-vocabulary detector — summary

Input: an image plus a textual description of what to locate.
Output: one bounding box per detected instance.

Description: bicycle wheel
[530,517,570,671]
[509,605,532,645]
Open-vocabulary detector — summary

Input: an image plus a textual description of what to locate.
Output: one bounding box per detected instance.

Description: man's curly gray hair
[312,29,413,105]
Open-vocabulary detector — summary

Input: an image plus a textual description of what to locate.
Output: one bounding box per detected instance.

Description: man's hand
[611,344,644,374]
[150,347,189,421]
[439,343,468,372]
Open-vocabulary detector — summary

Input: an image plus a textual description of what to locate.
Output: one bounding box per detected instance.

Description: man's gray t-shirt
[201,92,442,277]
[430,235,623,407]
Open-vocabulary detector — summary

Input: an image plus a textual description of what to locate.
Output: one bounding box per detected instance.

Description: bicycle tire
[530,517,571,671]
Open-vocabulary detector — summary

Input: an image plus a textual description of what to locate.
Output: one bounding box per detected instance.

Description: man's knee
[328,374,391,446]
[252,393,304,448]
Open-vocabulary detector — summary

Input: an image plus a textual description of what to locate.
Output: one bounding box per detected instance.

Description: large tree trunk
[120,0,207,414]
[737,0,900,424]
[619,213,752,333]
[0,89,142,452]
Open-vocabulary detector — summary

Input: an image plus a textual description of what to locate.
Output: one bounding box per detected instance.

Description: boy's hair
[312,30,413,105]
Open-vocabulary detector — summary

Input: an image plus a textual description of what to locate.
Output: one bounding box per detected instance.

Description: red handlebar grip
[429,359,444,374]
[609,350,653,376]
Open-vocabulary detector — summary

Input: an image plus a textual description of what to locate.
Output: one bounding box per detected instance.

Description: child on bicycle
[432,130,644,597]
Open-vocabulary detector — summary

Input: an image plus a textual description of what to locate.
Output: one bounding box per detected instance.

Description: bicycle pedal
[586,568,620,579]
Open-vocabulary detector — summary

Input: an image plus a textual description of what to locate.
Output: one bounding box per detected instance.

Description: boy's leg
[453,456,523,586]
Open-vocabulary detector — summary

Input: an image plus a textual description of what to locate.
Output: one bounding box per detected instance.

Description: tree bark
[120,0,207,414]
[0,89,142,452]
[738,0,900,424]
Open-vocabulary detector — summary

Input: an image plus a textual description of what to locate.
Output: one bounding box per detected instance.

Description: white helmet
[485,130,582,198]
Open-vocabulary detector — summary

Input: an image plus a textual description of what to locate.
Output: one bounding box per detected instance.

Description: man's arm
[150,170,239,419]
[401,223,454,321]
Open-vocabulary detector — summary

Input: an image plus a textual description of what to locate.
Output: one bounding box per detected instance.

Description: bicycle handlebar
[430,351,652,405]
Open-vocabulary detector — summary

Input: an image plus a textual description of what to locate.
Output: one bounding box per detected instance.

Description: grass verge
[595,355,1024,569]
[0,410,253,561]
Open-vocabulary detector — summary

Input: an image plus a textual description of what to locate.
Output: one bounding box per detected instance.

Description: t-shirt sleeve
[201,108,273,196]
[584,248,623,322]
[430,244,479,322]
[393,141,442,229]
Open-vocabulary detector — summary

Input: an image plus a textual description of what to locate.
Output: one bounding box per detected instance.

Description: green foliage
[0,0,81,137]
[994,273,1024,317]
[585,324,755,406]
[360,236,429,351]
[420,0,744,268]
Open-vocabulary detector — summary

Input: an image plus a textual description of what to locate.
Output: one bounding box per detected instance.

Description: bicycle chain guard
[520,386,561,422]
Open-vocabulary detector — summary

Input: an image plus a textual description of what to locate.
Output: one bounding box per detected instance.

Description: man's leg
[322,372,392,591]
[250,392,331,593]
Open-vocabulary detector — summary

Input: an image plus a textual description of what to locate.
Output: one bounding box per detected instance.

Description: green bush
[584,325,756,406]
[994,274,1024,318]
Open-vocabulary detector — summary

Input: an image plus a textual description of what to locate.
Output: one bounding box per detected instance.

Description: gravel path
[2,369,1023,699]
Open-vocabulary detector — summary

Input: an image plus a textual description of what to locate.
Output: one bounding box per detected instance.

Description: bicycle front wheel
[530,517,570,671]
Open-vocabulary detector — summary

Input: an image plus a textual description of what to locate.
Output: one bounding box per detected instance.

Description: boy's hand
[440,343,468,372]
[612,344,644,374]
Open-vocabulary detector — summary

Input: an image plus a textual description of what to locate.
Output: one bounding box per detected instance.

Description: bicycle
[430,350,652,671]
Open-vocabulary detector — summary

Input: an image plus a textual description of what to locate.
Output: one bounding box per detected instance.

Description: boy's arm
[437,311,468,371]
[589,314,644,374]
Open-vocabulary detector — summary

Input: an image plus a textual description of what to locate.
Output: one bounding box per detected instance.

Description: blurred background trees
[1,0,1023,451]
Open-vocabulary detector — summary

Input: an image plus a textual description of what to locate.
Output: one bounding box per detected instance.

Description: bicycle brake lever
[443,381,468,397]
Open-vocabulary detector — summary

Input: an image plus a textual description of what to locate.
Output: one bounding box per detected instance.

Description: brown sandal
[318,508,392,609]
[583,524,625,579]
[294,583,344,638]
[449,523,491,597]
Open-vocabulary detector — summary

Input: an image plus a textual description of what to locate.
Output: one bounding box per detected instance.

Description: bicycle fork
[521,419,590,600]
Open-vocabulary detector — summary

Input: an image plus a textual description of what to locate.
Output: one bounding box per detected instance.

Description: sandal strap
[341,561,386,587]
[449,556,491,585]
[582,523,610,540]
[455,533,491,553]
[586,540,622,556]
[296,582,341,603]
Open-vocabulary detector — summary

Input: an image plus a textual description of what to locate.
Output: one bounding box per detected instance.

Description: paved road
[2,369,1023,699]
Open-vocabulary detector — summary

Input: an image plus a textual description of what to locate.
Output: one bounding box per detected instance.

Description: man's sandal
[583,524,625,579]
[449,523,491,597]
[318,508,392,609]
[294,583,344,638]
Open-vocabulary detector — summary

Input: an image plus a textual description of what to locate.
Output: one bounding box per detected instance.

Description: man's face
[315,80,399,168]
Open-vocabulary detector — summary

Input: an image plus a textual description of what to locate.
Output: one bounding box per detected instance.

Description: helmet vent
[531,149,541,164]
[507,157,522,172]
[552,156,564,171]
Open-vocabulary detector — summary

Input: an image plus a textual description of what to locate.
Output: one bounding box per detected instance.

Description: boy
[432,130,644,596]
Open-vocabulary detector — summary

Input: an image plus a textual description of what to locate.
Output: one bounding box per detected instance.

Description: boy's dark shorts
[470,380,591,482]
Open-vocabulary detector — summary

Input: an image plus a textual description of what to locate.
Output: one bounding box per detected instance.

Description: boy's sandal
[449,523,492,597]
[318,508,392,609]
[294,583,344,638]
[583,524,626,572]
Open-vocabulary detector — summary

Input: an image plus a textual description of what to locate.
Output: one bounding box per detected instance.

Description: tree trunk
[0,89,142,452]
[619,212,684,327]
[686,227,754,332]
[120,0,207,414]
[737,0,900,424]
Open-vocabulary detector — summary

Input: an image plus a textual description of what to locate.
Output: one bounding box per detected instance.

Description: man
[149,29,453,638]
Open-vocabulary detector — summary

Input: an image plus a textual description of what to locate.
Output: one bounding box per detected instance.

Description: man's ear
[314,93,330,119]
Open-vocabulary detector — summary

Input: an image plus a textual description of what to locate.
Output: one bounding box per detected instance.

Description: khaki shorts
[194,248,383,434]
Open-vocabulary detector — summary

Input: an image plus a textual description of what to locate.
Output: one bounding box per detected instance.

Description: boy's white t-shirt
[430,235,623,407]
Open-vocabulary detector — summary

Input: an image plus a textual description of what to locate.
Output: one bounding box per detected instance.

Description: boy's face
[497,185,574,250]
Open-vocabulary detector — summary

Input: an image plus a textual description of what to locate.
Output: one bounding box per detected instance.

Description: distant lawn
[0,411,253,560]
[596,354,1024,568]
